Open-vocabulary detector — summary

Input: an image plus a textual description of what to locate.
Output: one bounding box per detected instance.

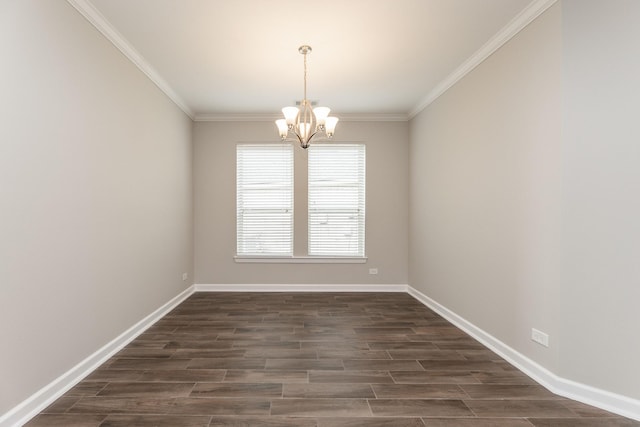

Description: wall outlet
[531,328,549,347]
[182,273,188,281]
[369,268,378,275]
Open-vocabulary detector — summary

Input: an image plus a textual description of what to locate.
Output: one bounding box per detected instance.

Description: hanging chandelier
[275,45,338,149]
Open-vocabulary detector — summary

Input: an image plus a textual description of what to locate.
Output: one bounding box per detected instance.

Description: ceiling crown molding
[194,113,282,122]
[337,113,409,122]
[66,0,195,119]
[194,112,409,122]
[67,0,556,123]
[408,0,558,119]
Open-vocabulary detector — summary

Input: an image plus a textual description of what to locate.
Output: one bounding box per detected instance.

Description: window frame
[234,142,367,264]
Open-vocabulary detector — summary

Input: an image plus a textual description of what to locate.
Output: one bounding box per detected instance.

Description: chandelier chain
[303,50,308,105]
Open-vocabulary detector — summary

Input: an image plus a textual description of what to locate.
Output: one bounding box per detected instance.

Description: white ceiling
[73,0,550,120]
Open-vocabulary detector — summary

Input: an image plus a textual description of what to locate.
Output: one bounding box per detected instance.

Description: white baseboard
[4,284,638,425]
[194,283,408,293]
[407,285,640,422]
[0,283,405,426]
[0,285,196,427]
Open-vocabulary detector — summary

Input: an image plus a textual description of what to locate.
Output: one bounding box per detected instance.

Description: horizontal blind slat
[237,144,293,256]
[308,144,366,257]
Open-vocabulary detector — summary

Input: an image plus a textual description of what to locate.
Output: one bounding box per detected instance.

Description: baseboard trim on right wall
[407,285,640,422]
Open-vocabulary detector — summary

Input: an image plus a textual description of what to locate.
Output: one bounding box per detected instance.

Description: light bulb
[275,119,288,139]
[298,122,311,141]
[325,116,339,137]
[313,107,330,127]
[282,107,299,126]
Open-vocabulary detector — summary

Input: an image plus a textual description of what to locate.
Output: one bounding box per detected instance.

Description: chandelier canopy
[275,45,338,149]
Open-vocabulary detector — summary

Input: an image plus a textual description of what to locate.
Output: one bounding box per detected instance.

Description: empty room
[1,0,639,426]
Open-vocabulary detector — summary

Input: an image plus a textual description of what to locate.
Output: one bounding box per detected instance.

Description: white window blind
[308,144,366,257]
[236,144,293,256]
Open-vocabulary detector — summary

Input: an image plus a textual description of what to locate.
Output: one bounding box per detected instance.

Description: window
[236,144,293,256]
[236,142,366,260]
[308,144,366,257]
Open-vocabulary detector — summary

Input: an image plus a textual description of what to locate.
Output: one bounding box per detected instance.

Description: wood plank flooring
[26,292,639,426]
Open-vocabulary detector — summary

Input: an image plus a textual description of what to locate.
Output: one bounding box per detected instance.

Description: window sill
[234,256,367,264]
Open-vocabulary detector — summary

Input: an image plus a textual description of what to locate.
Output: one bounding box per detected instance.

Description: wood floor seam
[24,292,640,427]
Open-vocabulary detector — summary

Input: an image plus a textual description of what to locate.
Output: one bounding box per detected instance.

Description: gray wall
[3,0,638,417]
[559,0,640,399]
[409,0,640,401]
[194,120,409,285]
[409,0,562,372]
[0,1,193,413]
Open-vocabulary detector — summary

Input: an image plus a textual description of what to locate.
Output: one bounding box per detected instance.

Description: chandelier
[275,45,338,149]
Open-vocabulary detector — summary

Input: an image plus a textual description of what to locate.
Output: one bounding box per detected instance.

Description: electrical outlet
[182,273,188,281]
[531,328,549,347]
[369,268,378,275]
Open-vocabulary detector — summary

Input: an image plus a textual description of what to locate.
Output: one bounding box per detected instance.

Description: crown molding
[194,112,409,122]
[408,0,558,119]
[194,113,280,122]
[338,113,409,122]
[67,0,555,124]
[66,0,195,119]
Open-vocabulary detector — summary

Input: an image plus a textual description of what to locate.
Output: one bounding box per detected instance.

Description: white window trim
[234,256,367,264]
[235,142,367,264]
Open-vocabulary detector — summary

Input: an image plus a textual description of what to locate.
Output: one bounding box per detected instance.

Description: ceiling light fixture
[276,45,338,149]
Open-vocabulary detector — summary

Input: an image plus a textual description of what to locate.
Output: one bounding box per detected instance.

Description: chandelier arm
[290,129,319,149]
[307,130,319,142]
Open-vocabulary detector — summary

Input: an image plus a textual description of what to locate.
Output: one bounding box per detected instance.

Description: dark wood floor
[27,292,638,426]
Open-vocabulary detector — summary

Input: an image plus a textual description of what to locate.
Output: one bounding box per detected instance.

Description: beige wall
[409,2,562,371]
[4,0,638,418]
[410,0,640,402]
[559,0,640,399]
[194,120,409,285]
[0,1,193,414]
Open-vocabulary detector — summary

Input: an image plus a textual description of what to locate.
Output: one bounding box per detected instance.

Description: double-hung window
[236,142,365,259]
[236,144,293,256]
[308,144,366,257]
